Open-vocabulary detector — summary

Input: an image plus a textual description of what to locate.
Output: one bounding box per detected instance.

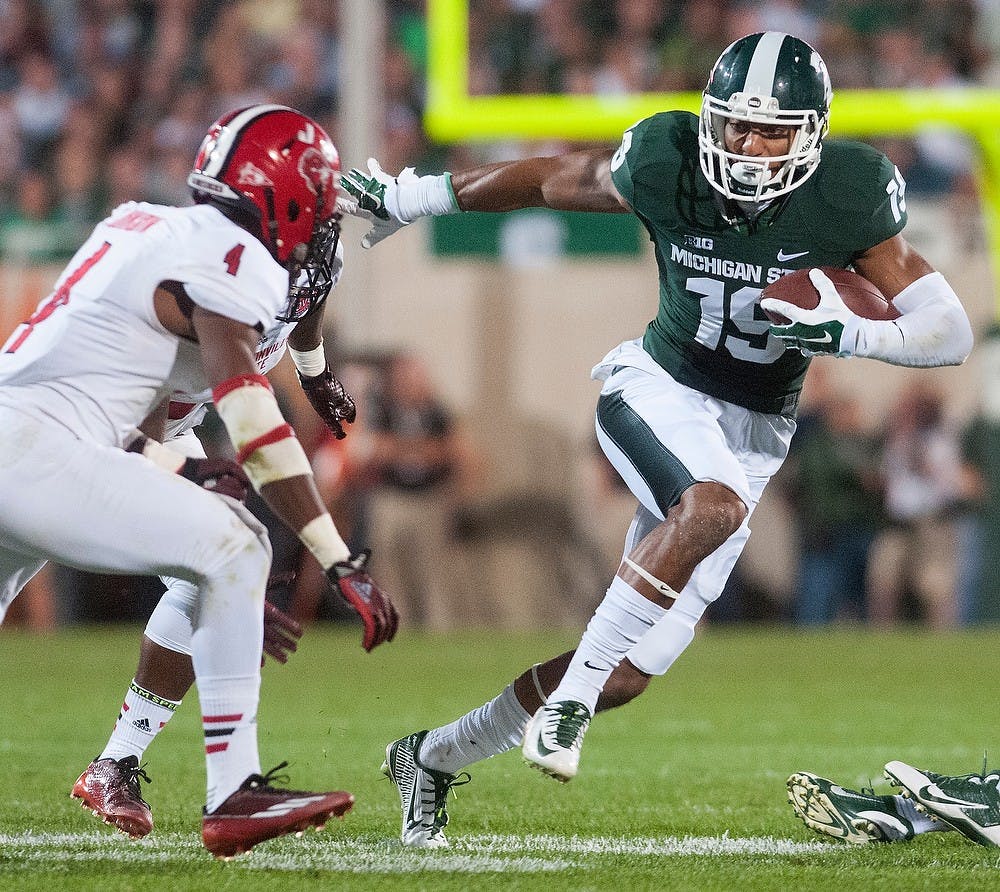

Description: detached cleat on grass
[787,771,915,844]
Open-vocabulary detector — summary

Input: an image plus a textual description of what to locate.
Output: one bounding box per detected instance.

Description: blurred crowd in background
[3,0,1000,632]
[0,0,993,262]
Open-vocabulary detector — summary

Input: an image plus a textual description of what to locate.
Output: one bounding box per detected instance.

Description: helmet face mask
[282,213,340,322]
[188,104,342,321]
[699,31,831,202]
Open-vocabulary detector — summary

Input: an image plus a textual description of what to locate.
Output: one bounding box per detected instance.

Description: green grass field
[2,624,1000,891]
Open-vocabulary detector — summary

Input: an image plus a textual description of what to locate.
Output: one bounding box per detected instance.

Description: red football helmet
[188,104,341,321]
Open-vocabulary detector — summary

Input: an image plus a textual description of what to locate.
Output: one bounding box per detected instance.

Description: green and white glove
[761,268,854,357]
[340,158,458,249]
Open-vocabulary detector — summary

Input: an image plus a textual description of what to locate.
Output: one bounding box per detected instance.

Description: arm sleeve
[842,272,974,367]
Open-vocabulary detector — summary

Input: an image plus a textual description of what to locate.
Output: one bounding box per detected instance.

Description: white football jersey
[0,202,288,446]
[163,238,345,442]
[165,316,297,440]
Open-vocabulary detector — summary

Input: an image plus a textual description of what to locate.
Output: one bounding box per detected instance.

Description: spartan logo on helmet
[698,31,831,202]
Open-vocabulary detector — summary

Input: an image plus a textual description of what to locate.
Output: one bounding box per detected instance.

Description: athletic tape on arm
[289,342,327,377]
[126,433,185,473]
[300,513,350,568]
[392,173,459,222]
[212,374,312,487]
[212,374,351,568]
[843,272,973,367]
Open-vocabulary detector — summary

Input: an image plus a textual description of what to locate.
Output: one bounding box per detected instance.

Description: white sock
[419,683,531,774]
[625,596,704,676]
[189,552,267,813]
[547,576,667,714]
[99,680,180,762]
[199,679,261,813]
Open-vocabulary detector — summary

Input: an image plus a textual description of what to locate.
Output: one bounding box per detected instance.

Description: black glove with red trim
[299,368,357,439]
[325,549,399,651]
[179,457,251,503]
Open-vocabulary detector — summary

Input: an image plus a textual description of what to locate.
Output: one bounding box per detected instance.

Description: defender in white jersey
[0,105,397,858]
[70,239,360,841]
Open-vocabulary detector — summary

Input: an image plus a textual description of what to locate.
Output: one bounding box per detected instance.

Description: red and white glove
[325,549,399,651]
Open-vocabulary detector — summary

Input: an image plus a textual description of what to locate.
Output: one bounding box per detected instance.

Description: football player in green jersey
[342,31,974,847]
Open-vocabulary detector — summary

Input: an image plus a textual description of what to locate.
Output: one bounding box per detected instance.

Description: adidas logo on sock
[132,717,152,733]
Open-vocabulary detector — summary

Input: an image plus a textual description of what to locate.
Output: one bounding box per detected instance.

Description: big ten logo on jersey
[684,235,714,251]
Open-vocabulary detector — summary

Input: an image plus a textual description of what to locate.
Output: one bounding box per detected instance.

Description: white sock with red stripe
[186,509,269,812]
[99,680,179,762]
[199,681,262,813]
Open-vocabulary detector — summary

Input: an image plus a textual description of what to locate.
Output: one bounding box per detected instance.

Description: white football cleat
[521,700,592,783]
[885,760,1000,847]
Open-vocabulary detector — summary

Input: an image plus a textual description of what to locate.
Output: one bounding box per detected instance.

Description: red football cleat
[201,762,354,858]
[71,755,153,839]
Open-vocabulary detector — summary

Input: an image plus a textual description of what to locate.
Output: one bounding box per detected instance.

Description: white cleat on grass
[521,700,592,783]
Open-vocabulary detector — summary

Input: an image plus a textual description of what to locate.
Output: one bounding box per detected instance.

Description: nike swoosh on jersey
[798,332,833,344]
[777,249,810,261]
[918,784,989,810]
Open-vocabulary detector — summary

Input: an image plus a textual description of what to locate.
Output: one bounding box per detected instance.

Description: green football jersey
[610,111,908,416]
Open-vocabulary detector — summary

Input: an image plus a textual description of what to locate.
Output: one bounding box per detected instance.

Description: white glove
[340,159,419,249]
[341,158,459,249]
[761,268,855,357]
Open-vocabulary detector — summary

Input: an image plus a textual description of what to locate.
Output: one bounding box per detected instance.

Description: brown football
[761,266,900,324]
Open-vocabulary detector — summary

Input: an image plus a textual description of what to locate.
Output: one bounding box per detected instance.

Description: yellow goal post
[426,0,1000,308]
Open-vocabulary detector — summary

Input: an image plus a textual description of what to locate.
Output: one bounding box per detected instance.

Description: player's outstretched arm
[340,148,628,249]
[192,306,398,651]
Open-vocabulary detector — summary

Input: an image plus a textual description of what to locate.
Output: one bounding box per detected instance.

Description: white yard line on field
[0,830,833,873]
